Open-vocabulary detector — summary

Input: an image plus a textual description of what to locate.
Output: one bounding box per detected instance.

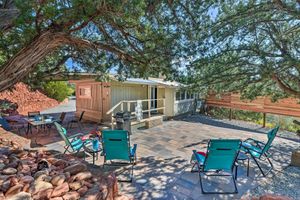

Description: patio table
[83,138,102,165]
[25,115,58,135]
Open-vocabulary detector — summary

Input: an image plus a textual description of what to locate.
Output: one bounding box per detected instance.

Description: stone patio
[19,114,300,199]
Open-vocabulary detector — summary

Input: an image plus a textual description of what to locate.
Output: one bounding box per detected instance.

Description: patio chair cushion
[70,139,84,151]
[192,151,206,165]
[242,142,263,158]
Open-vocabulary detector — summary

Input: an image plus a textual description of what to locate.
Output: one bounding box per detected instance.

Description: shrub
[43,81,74,102]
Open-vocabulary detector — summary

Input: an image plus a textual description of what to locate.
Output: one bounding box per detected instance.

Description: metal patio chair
[102,129,137,182]
[193,139,241,194]
[242,126,279,177]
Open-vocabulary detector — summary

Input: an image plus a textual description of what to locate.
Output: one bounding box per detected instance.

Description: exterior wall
[111,82,148,112]
[73,80,111,123]
[157,87,165,114]
[164,88,175,117]
[174,99,195,116]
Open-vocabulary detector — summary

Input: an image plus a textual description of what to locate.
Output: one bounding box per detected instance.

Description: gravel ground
[246,166,300,199]
[203,115,300,200]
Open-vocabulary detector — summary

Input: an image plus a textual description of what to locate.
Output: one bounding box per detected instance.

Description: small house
[70,76,198,127]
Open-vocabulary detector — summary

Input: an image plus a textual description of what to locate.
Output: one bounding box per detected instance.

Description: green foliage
[189,1,300,100]
[42,81,74,102]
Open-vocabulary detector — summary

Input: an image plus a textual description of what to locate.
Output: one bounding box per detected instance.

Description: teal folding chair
[0,116,25,134]
[242,126,279,177]
[102,129,137,182]
[193,139,241,194]
[54,122,89,154]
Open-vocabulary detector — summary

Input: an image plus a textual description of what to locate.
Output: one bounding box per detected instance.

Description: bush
[43,81,74,102]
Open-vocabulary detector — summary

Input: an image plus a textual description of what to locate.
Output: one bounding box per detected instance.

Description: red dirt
[0,82,59,115]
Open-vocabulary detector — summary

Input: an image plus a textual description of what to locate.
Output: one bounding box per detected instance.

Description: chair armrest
[244,138,266,147]
[68,133,84,139]
[131,144,137,156]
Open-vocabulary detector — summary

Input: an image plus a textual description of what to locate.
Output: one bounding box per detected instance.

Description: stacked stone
[0,138,121,200]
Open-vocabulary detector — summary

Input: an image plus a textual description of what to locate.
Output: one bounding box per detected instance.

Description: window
[181,91,186,100]
[176,91,181,101]
[187,92,191,99]
[79,86,91,98]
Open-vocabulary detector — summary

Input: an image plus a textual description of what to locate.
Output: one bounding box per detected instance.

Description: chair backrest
[261,126,279,155]
[79,111,85,121]
[102,129,130,161]
[28,111,40,117]
[60,112,66,123]
[0,117,11,131]
[54,122,71,146]
[203,139,241,172]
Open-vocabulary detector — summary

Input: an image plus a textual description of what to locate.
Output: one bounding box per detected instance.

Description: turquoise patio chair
[193,139,241,194]
[54,122,89,154]
[242,126,279,176]
[102,129,137,182]
[0,116,25,134]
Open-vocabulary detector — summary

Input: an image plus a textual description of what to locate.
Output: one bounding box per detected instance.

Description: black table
[83,139,102,165]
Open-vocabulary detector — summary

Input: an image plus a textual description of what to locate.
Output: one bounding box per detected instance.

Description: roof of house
[121,77,184,88]
[68,73,184,88]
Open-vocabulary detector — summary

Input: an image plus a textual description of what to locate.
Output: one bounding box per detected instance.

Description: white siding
[111,82,148,109]
[164,88,175,116]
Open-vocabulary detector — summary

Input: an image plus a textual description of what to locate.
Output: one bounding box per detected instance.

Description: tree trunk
[0,31,72,92]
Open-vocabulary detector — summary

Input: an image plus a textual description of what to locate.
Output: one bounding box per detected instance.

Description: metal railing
[106,98,165,129]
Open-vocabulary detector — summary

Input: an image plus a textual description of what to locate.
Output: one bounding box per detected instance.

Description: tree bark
[0,29,143,92]
[272,74,300,98]
[0,31,72,91]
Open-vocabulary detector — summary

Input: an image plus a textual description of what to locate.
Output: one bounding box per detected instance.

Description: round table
[83,139,102,165]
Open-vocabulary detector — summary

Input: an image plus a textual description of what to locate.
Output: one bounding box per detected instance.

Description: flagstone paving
[27,114,299,199]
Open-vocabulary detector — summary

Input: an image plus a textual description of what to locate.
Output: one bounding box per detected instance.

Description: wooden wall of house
[111,82,148,112]
[74,80,111,123]
[164,88,175,117]
[207,93,300,117]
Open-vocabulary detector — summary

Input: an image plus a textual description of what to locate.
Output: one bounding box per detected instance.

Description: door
[150,86,157,109]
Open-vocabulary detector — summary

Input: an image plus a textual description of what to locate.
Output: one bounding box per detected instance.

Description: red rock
[5,184,24,198]
[2,167,17,175]
[32,188,53,200]
[51,182,69,197]
[74,171,92,181]
[7,192,32,200]
[51,174,66,186]
[77,186,88,196]
[62,191,80,200]
[10,176,19,186]
[81,180,93,188]
[29,181,53,194]
[50,197,63,200]
[53,159,68,168]
[259,194,292,200]
[69,182,82,191]
[64,163,87,175]
[22,183,30,192]
[0,83,59,115]
[20,176,34,184]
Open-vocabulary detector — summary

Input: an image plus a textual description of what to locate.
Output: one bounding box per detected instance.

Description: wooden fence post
[263,113,266,127]
[229,108,232,120]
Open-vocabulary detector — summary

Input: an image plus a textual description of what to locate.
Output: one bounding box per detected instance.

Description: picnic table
[25,115,58,135]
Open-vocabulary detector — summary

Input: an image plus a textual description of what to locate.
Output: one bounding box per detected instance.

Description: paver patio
[23,114,299,199]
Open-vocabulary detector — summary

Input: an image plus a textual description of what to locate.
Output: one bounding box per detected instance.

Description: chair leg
[199,173,238,194]
[251,154,273,177]
[64,146,70,154]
